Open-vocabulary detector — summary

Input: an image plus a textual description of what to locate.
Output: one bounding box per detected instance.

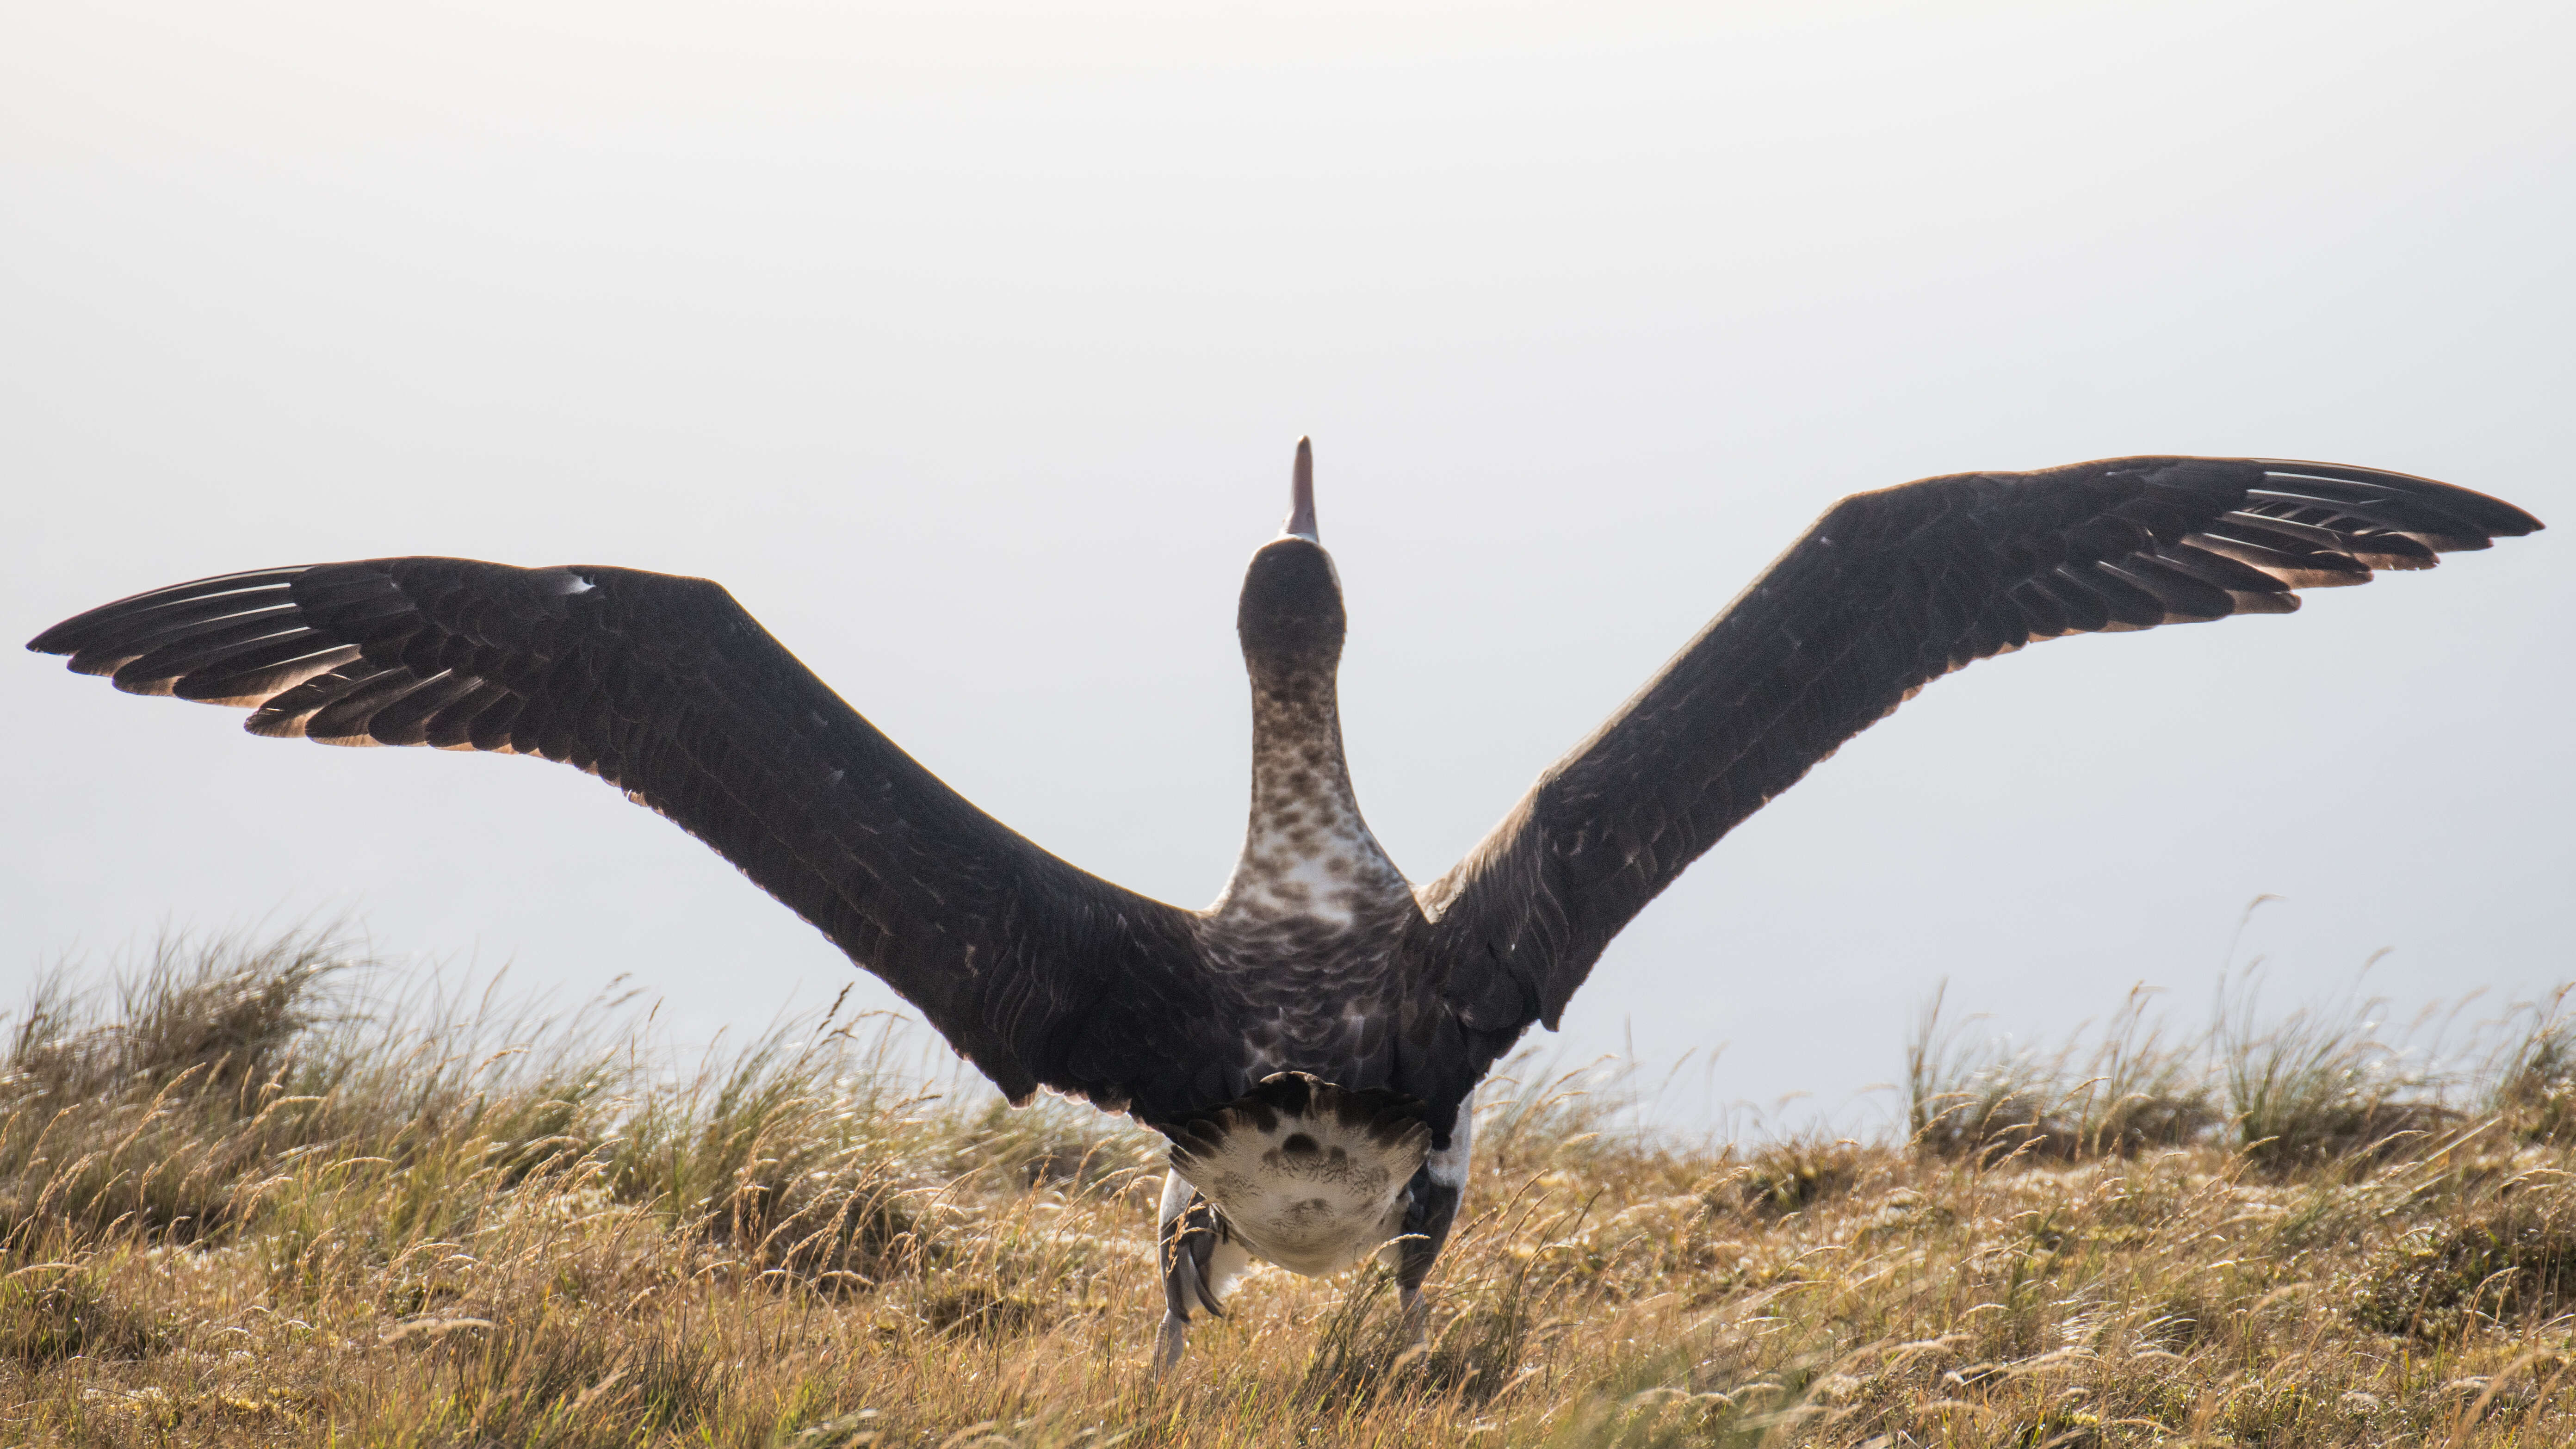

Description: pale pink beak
[1285,437,1318,541]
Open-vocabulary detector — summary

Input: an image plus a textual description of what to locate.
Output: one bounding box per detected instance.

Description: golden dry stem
[4,932,2576,1447]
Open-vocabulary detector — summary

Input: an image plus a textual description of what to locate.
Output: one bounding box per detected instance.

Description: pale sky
[7,0,2570,1133]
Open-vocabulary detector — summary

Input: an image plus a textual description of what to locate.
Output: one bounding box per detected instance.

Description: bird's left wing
[28,558,1240,1121]
[1408,458,2542,1083]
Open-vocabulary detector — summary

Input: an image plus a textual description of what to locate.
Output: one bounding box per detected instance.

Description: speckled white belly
[1169,1073,1432,1277]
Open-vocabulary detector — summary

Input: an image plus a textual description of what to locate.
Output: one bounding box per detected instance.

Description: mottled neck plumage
[1210,446,1409,929]
[1212,659,1403,926]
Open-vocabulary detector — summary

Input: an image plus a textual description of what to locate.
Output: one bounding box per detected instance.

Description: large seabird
[26,442,2544,1368]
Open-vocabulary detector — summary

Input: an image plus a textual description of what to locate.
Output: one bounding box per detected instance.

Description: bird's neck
[1210,661,1408,929]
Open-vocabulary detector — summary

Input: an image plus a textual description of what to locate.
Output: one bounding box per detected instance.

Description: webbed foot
[1152,1313,1188,1375]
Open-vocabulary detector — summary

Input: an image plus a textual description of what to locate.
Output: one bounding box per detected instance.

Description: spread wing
[26,557,1241,1120]
[1413,457,2543,1071]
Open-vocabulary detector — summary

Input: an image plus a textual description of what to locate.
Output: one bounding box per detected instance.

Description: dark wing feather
[29,558,1236,1121]
[1410,457,2541,1089]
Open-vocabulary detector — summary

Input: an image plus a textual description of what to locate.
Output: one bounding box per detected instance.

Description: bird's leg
[1386,1103,1473,1356]
[1153,1171,1228,1376]
[1387,1163,1463,1355]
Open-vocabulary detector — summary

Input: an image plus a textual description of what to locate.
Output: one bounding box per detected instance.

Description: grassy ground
[5,933,2576,1446]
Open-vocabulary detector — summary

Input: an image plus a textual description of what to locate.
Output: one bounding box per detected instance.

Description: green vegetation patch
[2354,1197,2576,1340]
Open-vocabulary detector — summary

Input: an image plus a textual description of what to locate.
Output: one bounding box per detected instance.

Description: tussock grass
[1908,983,2224,1165]
[8,929,2576,1446]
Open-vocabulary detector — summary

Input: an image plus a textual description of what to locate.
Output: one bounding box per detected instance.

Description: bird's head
[1237,437,1345,681]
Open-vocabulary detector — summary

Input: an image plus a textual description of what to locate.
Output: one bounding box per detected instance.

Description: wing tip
[2250,458,2545,538]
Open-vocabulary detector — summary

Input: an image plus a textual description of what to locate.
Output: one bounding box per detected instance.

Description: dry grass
[7,931,2576,1446]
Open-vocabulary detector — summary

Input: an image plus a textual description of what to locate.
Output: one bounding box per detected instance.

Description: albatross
[26,442,2544,1368]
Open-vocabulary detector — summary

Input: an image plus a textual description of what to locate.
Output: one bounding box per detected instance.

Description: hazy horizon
[8,0,2570,1133]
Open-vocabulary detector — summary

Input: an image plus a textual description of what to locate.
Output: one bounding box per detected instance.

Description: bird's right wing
[28,557,1240,1121]
[1411,458,2541,1076]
